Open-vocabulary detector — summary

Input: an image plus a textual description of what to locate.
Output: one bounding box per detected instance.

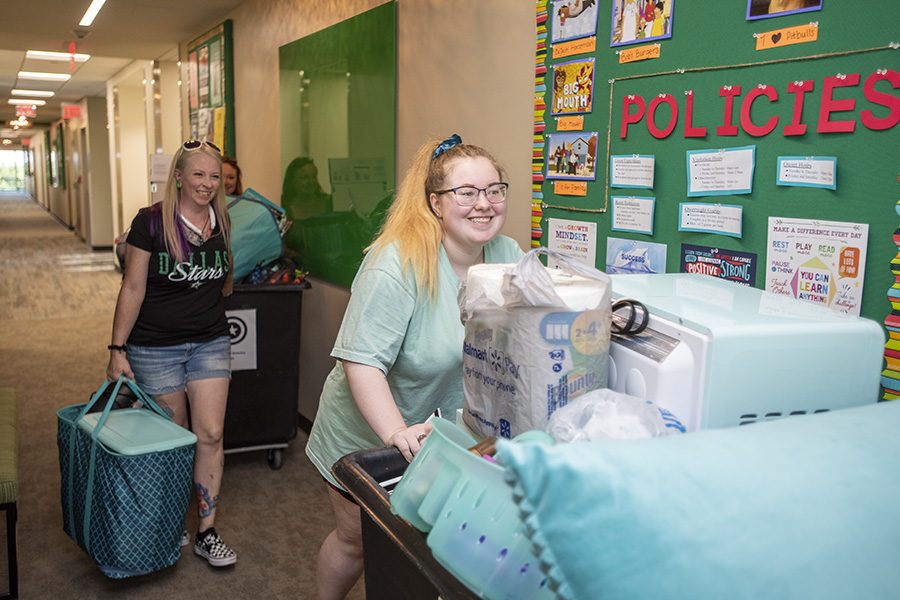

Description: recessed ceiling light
[79,0,107,26]
[11,89,55,97]
[17,71,71,82]
[25,50,91,63]
[7,99,47,106]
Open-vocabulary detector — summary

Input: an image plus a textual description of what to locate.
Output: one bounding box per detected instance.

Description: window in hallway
[0,149,27,191]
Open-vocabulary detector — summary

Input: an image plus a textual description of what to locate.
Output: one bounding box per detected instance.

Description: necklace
[179,206,215,246]
[199,213,211,239]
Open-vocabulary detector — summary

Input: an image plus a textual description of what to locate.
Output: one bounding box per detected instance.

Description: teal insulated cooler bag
[57,376,197,578]
[227,188,287,281]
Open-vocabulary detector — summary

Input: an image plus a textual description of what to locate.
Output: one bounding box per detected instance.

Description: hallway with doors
[0,192,362,599]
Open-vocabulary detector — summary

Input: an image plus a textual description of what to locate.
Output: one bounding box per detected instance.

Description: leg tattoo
[150,395,174,418]
[195,482,218,518]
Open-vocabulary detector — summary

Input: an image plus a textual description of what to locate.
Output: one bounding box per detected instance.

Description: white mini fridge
[607,273,885,431]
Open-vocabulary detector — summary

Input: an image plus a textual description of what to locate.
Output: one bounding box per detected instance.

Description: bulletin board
[278,2,396,288]
[44,130,53,188]
[186,20,235,158]
[55,122,65,189]
[534,1,899,348]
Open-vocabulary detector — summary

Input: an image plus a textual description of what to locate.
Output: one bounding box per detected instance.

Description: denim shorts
[127,336,231,395]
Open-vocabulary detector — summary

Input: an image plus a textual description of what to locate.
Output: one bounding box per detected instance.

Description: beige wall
[186,0,535,417]
[107,61,153,237]
[83,96,114,247]
[46,122,69,225]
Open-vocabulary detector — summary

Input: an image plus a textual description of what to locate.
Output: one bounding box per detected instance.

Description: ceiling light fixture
[79,0,107,27]
[7,99,46,106]
[17,71,71,82]
[25,50,91,63]
[11,89,55,98]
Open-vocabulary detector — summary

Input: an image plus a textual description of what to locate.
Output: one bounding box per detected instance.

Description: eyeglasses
[435,183,509,206]
[182,139,221,154]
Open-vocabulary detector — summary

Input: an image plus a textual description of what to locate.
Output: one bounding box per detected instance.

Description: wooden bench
[0,388,18,599]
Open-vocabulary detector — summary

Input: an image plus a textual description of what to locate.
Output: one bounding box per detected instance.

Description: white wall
[157,60,184,155]
[108,62,153,237]
[46,122,69,225]
[84,96,114,247]
[183,0,535,419]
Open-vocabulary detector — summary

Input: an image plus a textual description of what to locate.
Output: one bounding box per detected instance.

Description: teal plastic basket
[390,418,555,600]
[390,417,479,532]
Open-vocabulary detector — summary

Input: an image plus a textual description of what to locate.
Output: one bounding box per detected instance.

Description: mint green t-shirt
[306,235,523,487]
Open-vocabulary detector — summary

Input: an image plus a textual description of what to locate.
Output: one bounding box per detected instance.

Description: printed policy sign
[548,218,597,268]
[606,237,667,274]
[765,217,869,315]
[681,244,758,287]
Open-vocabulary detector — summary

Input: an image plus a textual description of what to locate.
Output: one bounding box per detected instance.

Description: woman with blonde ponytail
[306,135,523,599]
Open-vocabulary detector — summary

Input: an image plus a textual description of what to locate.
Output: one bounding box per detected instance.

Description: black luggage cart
[333,448,480,600]
[223,281,309,469]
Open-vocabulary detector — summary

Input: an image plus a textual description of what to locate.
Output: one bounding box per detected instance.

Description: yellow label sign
[619,44,661,64]
[553,37,597,60]
[558,116,584,131]
[554,181,588,196]
[571,310,611,355]
[755,23,818,51]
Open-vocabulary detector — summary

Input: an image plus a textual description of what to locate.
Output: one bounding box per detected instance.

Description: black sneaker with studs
[194,527,237,567]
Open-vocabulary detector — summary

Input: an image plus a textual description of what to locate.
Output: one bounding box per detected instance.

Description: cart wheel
[268,449,284,470]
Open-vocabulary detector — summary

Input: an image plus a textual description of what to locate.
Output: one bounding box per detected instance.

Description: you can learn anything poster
[765,217,869,316]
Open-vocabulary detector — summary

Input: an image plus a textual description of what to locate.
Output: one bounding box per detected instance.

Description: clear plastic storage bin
[390,418,555,600]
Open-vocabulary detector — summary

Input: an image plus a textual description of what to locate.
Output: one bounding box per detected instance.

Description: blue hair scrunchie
[432,134,462,160]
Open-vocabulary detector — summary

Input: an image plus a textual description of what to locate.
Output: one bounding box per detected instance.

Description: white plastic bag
[547,388,684,443]
[460,248,612,439]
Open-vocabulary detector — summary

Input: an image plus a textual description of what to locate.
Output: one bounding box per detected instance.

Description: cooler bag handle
[76,376,176,441]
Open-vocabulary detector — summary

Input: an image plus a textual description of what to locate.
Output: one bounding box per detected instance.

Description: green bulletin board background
[536,1,899,327]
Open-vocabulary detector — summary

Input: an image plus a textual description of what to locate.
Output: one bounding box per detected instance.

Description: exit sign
[63,104,82,119]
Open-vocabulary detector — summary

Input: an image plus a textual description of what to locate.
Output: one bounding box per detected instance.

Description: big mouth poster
[550,58,595,116]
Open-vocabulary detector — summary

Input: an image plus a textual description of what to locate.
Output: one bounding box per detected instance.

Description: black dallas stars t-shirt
[126,206,230,347]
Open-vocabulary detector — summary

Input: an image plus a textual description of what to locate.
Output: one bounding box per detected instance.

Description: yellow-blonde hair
[367,137,506,300]
[158,142,230,264]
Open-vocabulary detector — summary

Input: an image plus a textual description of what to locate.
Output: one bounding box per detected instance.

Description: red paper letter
[817,74,860,133]
[740,85,779,137]
[717,86,741,136]
[783,80,813,136]
[647,94,678,139]
[683,92,707,138]
[861,70,900,131]
[621,95,646,138]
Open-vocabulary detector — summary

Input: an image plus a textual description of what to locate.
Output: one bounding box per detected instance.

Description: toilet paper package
[460,248,612,439]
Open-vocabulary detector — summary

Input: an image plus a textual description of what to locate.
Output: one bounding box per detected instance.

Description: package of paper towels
[460,248,612,439]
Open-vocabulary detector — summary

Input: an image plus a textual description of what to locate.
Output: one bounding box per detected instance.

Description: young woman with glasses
[106,139,238,568]
[305,135,524,599]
